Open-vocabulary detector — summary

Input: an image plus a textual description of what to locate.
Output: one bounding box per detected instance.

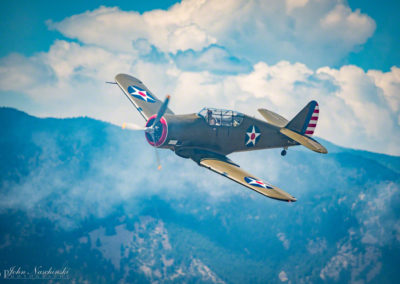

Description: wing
[198,156,296,202]
[115,73,174,121]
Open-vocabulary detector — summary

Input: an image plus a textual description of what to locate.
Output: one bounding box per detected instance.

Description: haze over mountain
[0,107,399,283]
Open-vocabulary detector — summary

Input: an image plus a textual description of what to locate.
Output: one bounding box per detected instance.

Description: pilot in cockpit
[207,109,216,125]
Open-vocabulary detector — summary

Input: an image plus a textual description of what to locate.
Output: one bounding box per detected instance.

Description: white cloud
[0,53,52,91]
[0,40,141,122]
[368,67,400,112]
[0,39,399,155]
[47,0,375,67]
[320,4,374,46]
[226,62,399,154]
[316,65,400,154]
[47,5,217,54]
[0,0,398,155]
[174,45,252,74]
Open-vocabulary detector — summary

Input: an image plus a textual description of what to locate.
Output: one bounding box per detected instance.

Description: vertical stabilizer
[285,101,319,136]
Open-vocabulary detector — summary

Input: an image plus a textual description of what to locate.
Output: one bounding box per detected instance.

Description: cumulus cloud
[47,5,217,54]
[320,4,374,45]
[0,0,398,155]
[368,67,400,113]
[231,62,400,155]
[0,40,141,121]
[0,53,53,91]
[47,0,375,67]
[0,39,399,154]
[174,45,252,74]
[315,65,400,154]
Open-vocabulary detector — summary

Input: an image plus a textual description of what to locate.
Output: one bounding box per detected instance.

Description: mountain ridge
[0,106,399,283]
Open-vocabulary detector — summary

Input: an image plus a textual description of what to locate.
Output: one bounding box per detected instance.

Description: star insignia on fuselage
[244,176,273,189]
[245,125,261,147]
[127,85,156,103]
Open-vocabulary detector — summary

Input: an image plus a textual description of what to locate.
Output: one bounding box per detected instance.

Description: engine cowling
[145,114,168,147]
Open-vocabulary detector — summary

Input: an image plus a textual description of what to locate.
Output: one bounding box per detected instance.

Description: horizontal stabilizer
[258,108,288,127]
[280,128,328,154]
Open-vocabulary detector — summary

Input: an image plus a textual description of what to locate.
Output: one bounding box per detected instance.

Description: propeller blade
[152,95,170,127]
[149,130,162,169]
[146,95,170,170]
[122,122,146,130]
[155,148,162,170]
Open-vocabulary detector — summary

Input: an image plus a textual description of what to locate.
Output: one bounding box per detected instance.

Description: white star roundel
[245,125,261,147]
[244,177,273,189]
[127,85,156,103]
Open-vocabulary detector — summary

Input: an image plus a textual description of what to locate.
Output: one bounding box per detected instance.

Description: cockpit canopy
[198,108,244,127]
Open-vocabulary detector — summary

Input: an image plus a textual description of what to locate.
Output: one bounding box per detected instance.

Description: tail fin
[281,101,327,154]
[286,101,319,136]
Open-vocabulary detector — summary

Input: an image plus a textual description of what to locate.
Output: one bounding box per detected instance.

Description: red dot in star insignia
[251,133,256,139]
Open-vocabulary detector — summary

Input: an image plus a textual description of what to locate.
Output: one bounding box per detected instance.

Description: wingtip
[318,146,328,154]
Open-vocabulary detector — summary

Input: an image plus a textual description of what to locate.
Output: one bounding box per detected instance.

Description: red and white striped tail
[305,103,319,136]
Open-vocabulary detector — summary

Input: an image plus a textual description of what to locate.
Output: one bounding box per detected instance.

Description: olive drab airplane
[112,74,328,202]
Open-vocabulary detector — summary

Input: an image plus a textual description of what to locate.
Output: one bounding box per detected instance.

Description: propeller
[148,95,170,170]
[121,122,146,131]
[152,95,170,128]
[121,95,171,170]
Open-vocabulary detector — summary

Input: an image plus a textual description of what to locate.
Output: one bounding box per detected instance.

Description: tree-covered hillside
[0,107,399,283]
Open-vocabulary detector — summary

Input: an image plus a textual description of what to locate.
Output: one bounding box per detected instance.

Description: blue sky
[345,0,400,71]
[1,0,398,70]
[0,0,399,155]
[0,0,179,57]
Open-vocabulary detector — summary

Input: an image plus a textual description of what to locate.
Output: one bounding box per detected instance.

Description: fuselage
[155,112,298,158]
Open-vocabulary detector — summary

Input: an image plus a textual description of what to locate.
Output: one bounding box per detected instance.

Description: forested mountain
[0,107,399,283]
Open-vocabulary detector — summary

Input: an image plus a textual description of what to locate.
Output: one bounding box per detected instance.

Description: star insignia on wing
[244,177,273,189]
[245,125,261,147]
[128,85,156,103]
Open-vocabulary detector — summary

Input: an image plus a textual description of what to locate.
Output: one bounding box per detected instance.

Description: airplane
[112,74,327,202]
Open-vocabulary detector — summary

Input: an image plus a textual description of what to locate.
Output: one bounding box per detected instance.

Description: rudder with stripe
[285,101,319,136]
